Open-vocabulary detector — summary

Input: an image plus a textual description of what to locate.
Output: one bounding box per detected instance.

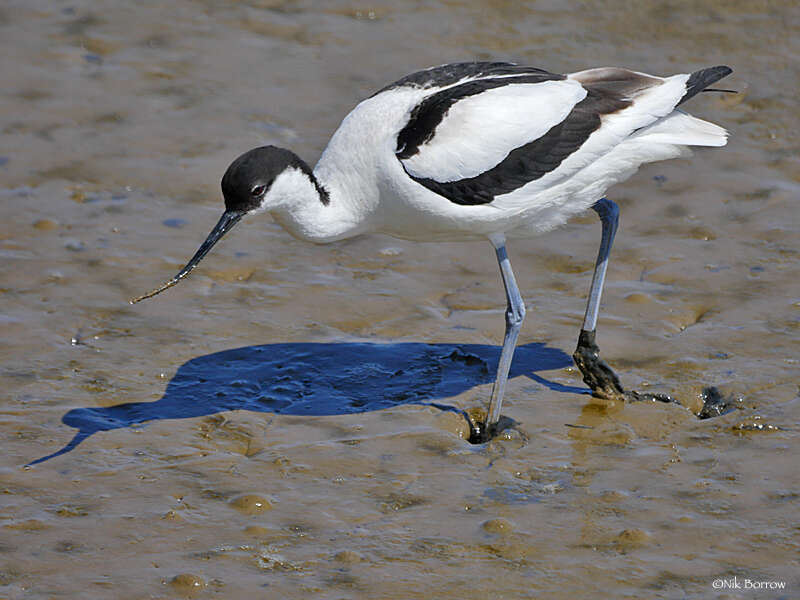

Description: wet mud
[1,1,799,598]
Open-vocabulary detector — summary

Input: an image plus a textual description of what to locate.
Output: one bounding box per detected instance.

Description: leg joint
[592,197,619,226]
[506,302,526,326]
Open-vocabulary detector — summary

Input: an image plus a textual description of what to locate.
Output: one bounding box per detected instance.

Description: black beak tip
[129,210,245,304]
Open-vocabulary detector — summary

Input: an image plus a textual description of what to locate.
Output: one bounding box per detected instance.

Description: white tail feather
[632,110,728,147]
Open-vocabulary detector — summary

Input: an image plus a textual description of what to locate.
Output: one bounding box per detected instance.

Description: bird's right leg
[482,234,526,439]
[573,198,626,401]
[573,198,681,406]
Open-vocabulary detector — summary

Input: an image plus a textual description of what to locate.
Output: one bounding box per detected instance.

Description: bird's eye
[250,184,267,197]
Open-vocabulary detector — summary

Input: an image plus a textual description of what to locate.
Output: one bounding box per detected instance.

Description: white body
[132,64,731,429]
[267,67,728,243]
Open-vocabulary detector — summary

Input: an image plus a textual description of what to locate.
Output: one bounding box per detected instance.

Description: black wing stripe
[376,61,560,95]
[396,73,565,159]
[406,88,630,206]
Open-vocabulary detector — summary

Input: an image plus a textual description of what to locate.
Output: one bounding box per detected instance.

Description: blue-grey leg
[573,198,626,399]
[582,198,619,333]
[485,234,526,435]
[569,199,713,410]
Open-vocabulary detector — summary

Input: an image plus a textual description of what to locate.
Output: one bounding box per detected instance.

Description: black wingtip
[678,65,733,106]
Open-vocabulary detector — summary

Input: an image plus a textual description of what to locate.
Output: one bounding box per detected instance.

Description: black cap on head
[221,145,308,213]
[129,145,319,305]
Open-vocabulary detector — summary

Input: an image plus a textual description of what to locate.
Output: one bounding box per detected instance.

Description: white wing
[399,79,587,183]
[391,65,730,209]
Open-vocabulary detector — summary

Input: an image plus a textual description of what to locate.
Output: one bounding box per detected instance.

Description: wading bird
[132,62,732,441]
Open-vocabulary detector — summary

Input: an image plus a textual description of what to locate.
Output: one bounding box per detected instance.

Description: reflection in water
[30,342,575,465]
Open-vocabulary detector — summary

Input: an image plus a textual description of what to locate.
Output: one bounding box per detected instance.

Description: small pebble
[33,219,58,231]
[688,226,717,241]
[624,292,653,304]
[614,528,651,552]
[229,493,272,515]
[333,550,362,563]
[169,573,205,593]
[482,517,514,535]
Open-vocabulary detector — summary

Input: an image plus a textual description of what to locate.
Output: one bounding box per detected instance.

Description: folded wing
[396,65,731,206]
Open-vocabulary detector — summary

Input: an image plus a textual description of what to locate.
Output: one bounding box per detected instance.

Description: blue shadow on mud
[29,341,581,465]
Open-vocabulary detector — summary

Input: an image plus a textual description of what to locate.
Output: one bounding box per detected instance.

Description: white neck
[265,165,372,244]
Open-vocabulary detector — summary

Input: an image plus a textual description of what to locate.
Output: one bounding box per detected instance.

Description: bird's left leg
[572,198,626,400]
[482,234,526,438]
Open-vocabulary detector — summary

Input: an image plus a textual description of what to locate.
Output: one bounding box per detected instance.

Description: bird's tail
[677,65,733,106]
[632,65,733,148]
[631,111,728,147]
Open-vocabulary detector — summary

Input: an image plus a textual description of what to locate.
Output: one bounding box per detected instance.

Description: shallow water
[1,1,799,598]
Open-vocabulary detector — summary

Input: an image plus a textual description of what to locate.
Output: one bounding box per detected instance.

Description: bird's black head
[130,145,310,304]
[221,145,310,213]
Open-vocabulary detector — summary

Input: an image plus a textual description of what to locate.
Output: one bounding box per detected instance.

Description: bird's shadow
[30,341,582,465]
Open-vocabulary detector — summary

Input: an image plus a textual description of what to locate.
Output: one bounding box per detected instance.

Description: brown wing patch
[569,67,663,98]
